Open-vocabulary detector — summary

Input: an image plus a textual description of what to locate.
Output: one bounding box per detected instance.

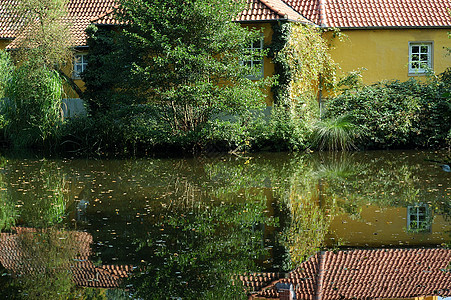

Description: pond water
[0,150,450,299]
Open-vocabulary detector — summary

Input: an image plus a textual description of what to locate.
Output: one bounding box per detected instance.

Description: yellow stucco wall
[326,205,451,247]
[325,28,451,85]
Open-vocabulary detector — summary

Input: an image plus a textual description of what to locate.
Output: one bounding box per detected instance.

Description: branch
[57,69,84,99]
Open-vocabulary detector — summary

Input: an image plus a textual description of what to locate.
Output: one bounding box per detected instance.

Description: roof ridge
[318,0,326,27]
[314,251,325,300]
[259,0,314,23]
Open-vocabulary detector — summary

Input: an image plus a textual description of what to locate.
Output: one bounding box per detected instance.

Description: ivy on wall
[270,22,338,120]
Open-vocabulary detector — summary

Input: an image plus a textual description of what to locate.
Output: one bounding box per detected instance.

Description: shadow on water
[0,150,449,299]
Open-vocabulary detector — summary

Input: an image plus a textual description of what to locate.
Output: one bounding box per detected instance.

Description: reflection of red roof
[0,227,131,289]
[250,249,451,299]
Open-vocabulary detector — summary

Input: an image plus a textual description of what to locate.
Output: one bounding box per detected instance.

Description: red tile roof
[0,0,116,47]
[92,0,313,25]
[90,6,121,25]
[281,0,321,25]
[282,0,451,28]
[0,227,131,289]
[2,0,451,48]
[237,0,312,23]
[0,1,22,40]
[1,0,310,47]
[250,248,451,300]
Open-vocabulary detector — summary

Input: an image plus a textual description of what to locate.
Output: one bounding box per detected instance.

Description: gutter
[322,25,451,30]
[237,17,314,24]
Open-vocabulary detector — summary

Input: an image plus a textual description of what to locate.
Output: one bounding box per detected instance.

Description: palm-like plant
[311,115,366,151]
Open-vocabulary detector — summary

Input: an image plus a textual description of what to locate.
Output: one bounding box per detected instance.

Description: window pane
[420,54,428,61]
[411,46,420,53]
[411,54,419,61]
[420,45,428,53]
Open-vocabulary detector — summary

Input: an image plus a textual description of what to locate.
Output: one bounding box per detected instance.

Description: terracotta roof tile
[3,0,451,47]
[282,0,451,28]
[252,248,451,299]
[0,1,21,40]
[1,0,311,47]
[237,0,312,23]
[281,0,321,24]
[0,227,131,289]
[0,0,116,47]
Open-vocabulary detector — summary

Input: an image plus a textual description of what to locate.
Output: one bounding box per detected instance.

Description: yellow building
[1,0,451,106]
[283,0,451,84]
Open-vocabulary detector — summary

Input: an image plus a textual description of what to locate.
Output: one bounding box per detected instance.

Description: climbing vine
[270,22,338,118]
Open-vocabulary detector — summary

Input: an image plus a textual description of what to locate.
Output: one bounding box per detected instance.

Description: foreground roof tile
[251,248,451,299]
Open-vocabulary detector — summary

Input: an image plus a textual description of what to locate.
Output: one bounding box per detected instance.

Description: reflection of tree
[1,160,70,228]
[0,227,132,299]
[0,157,17,231]
[281,169,337,268]
[128,189,276,300]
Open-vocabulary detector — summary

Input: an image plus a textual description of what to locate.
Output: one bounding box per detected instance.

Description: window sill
[408,72,429,77]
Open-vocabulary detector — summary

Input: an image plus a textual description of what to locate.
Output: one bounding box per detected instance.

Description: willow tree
[84,0,271,131]
[2,0,71,148]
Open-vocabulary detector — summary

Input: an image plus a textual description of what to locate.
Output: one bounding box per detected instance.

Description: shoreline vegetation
[0,72,450,158]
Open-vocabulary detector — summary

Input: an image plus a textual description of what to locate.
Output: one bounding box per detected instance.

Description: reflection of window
[408,42,432,74]
[407,204,431,233]
[73,54,87,79]
[242,37,264,79]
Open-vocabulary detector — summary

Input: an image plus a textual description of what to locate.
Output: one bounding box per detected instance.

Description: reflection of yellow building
[326,205,451,247]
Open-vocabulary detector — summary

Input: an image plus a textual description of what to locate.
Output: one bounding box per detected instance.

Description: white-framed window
[407,204,431,233]
[73,54,88,79]
[242,37,264,79]
[408,42,433,74]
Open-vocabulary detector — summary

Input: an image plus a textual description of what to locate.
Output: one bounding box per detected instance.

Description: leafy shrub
[325,76,451,149]
[3,62,64,148]
[61,103,312,155]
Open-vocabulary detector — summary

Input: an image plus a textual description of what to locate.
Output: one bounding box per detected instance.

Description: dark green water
[0,150,450,299]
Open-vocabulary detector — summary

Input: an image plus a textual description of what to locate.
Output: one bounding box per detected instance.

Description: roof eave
[329,25,451,30]
[237,17,314,25]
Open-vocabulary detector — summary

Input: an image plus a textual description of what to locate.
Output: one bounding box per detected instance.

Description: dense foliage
[324,74,451,149]
[83,0,271,129]
[0,53,64,148]
[0,0,70,148]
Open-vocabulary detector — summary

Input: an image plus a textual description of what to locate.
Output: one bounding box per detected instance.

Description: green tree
[11,0,72,69]
[1,0,74,148]
[84,0,271,132]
